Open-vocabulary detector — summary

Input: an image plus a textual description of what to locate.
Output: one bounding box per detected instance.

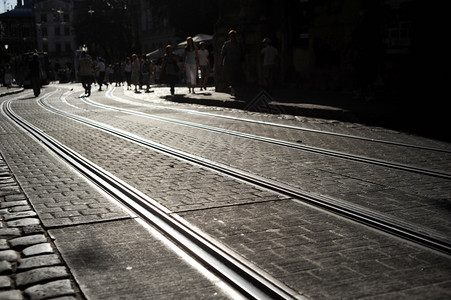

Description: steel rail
[107,87,451,154]
[80,95,451,180]
[2,98,303,300]
[34,95,451,255]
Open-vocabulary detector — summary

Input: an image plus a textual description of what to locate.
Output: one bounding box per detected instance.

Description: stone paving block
[0,260,12,274]
[3,211,37,221]
[6,218,40,227]
[0,227,21,237]
[16,266,69,287]
[18,254,62,271]
[0,275,12,288]
[9,234,47,249]
[9,205,33,212]
[24,279,75,300]
[0,239,8,250]
[22,243,54,257]
[4,194,27,202]
[0,200,28,208]
[0,249,20,261]
[22,225,45,235]
[0,290,24,300]
[0,187,21,197]
[52,210,81,218]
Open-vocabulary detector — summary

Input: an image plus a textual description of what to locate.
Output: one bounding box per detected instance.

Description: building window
[41,14,47,23]
[55,27,60,36]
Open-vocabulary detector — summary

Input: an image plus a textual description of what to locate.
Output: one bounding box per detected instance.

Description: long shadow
[160,88,449,142]
[20,96,39,100]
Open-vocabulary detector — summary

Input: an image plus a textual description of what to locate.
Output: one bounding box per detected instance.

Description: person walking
[113,62,122,87]
[141,54,151,93]
[97,58,108,91]
[78,51,93,96]
[220,30,243,97]
[4,63,13,88]
[106,64,114,85]
[29,53,42,97]
[160,45,180,96]
[130,54,141,93]
[260,38,278,93]
[124,57,132,90]
[198,42,210,91]
[182,37,199,93]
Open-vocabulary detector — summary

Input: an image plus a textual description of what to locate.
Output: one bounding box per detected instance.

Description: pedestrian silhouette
[220,30,244,97]
[260,38,278,94]
[182,37,199,93]
[29,53,42,97]
[161,45,180,96]
[198,42,210,91]
[78,51,93,96]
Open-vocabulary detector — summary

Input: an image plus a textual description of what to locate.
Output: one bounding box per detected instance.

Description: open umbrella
[177,33,213,47]
[146,47,185,59]
[146,48,165,59]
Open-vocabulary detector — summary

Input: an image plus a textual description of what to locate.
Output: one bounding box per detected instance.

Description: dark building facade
[1,0,415,98]
[0,1,36,55]
[213,0,415,95]
[0,0,75,73]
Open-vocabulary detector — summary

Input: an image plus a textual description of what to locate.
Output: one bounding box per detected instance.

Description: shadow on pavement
[159,86,448,142]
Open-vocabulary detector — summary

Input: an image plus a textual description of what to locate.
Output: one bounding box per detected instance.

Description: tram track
[106,87,451,154]
[78,93,451,180]
[4,90,450,256]
[2,93,303,300]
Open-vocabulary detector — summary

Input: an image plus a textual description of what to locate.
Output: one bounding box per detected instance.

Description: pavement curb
[0,87,24,98]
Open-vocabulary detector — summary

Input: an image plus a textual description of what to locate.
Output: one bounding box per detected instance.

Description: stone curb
[0,154,79,300]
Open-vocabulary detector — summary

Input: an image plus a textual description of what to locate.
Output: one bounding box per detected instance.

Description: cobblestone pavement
[56,85,451,239]
[0,87,238,299]
[0,154,80,299]
[1,84,450,299]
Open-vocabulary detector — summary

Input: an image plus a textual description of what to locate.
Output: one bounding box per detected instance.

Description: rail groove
[17,93,451,255]
[2,94,303,299]
[107,87,451,154]
[80,95,451,180]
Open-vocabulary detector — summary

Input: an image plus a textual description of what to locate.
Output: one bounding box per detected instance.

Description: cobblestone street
[1,84,450,299]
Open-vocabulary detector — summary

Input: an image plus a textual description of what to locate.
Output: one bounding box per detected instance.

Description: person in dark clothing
[220,30,244,97]
[160,45,180,95]
[78,51,93,96]
[97,58,108,91]
[29,53,42,97]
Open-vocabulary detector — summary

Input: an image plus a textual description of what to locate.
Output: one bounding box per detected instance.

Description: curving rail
[2,93,304,300]
[79,95,451,180]
[106,87,451,154]
[11,92,450,255]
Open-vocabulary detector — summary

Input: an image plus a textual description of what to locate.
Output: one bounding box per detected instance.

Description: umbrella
[146,47,185,59]
[177,33,213,47]
[146,48,165,59]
